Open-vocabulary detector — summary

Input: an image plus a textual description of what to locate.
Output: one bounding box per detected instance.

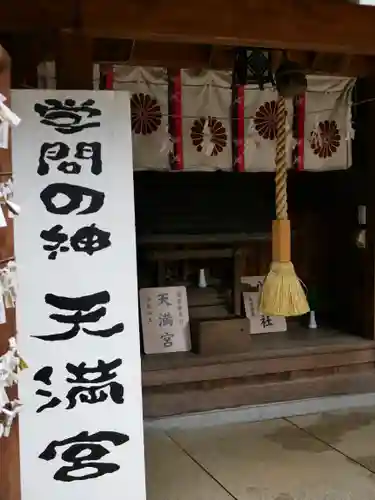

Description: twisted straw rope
[275,96,288,220]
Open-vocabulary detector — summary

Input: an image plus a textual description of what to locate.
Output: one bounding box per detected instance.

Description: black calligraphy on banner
[34,99,102,135]
[37,142,103,175]
[39,431,129,482]
[38,142,102,176]
[41,223,111,260]
[33,291,124,341]
[34,359,124,413]
[40,183,105,216]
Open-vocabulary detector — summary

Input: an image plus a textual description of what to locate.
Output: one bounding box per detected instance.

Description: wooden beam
[2,1,77,32]
[1,33,374,77]
[3,1,375,56]
[95,40,224,69]
[1,35,235,70]
[79,0,375,55]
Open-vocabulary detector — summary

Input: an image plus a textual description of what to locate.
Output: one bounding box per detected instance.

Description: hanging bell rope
[259,58,310,317]
[275,97,288,221]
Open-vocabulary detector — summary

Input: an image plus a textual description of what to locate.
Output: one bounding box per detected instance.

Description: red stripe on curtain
[105,67,114,90]
[296,93,306,171]
[236,85,245,172]
[171,71,184,170]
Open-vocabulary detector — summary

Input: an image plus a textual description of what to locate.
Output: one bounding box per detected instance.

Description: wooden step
[143,371,375,418]
[142,328,375,417]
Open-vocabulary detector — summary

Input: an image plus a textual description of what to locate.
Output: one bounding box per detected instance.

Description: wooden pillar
[349,77,375,339]
[56,31,93,90]
[10,35,40,89]
[0,47,21,500]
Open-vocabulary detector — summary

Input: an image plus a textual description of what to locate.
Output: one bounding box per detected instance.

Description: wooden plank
[1,1,76,32]
[192,317,251,355]
[2,34,375,74]
[4,1,375,56]
[138,233,272,245]
[0,47,21,500]
[104,40,232,69]
[142,345,375,386]
[142,328,375,373]
[146,248,233,261]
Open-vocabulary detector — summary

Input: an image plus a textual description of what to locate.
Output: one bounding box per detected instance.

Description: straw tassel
[259,96,309,317]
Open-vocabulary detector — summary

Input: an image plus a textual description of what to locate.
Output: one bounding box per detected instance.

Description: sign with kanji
[139,286,191,354]
[12,90,146,500]
[243,291,287,334]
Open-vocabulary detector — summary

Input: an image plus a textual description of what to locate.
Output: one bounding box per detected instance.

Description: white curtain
[181,69,232,171]
[113,65,170,171]
[303,75,355,171]
[244,84,294,172]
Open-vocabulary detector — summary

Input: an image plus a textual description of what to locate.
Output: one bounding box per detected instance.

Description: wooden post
[10,35,40,89]
[353,77,375,339]
[0,46,21,500]
[56,31,93,90]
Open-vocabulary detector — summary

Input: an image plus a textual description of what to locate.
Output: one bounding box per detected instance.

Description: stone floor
[144,406,375,500]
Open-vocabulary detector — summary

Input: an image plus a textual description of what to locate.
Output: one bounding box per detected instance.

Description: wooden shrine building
[3,0,375,499]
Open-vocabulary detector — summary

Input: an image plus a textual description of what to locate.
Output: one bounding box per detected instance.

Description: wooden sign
[139,286,191,354]
[12,90,146,500]
[243,291,287,334]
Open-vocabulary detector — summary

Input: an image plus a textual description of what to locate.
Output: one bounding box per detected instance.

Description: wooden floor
[142,327,375,418]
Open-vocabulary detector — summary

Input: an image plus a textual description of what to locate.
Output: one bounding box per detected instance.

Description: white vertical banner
[11,91,146,500]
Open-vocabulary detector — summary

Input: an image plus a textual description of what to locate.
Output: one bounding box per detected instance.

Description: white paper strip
[0,121,9,149]
[0,296,7,324]
[12,90,146,500]
[0,205,7,227]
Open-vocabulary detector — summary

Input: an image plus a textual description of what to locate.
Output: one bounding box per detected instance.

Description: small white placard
[243,291,287,334]
[139,286,191,354]
[240,275,264,290]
